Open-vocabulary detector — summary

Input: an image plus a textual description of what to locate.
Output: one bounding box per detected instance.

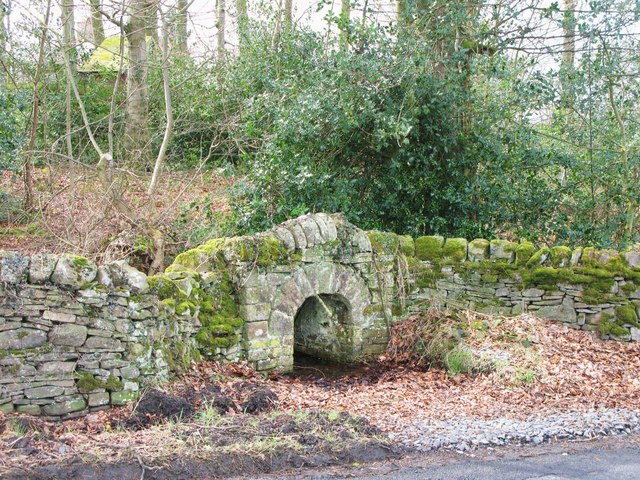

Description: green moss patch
[415,236,444,262]
[442,238,467,262]
[550,246,571,267]
[598,313,630,338]
[515,242,535,266]
[77,372,123,393]
[399,235,415,257]
[526,247,550,268]
[615,303,639,327]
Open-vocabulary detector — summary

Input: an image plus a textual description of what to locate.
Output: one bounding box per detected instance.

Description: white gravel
[387,409,640,451]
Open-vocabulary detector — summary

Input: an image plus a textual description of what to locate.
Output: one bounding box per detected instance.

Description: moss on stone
[195,270,243,357]
[72,255,91,270]
[416,267,445,288]
[398,235,415,257]
[526,247,550,268]
[148,275,181,300]
[77,372,123,392]
[367,231,400,255]
[442,238,467,262]
[615,303,639,326]
[363,304,384,315]
[176,301,197,316]
[621,283,637,295]
[234,236,290,266]
[598,313,630,338]
[468,238,490,260]
[456,260,519,281]
[415,236,444,262]
[515,242,536,266]
[550,246,571,267]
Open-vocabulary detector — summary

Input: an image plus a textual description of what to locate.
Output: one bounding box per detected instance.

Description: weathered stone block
[0,251,29,284]
[489,240,516,263]
[38,362,76,374]
[42,396,86,415]
[106,260,148,293]
[42,310,76,323]
[49,324,88,346]
[51,254,97,289]
[111,390,138,405]
[0,328,47,350]
[84,336,123,351]
[468,239,490,262]
[246,321,268,340]
[28,253,58,284]
[88,392,110,407]
[17,404,42,415]
[25,386,65,399]
[239,303,271,322]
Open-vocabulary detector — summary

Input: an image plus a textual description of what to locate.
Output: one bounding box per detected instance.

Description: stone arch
[267,263,373,370]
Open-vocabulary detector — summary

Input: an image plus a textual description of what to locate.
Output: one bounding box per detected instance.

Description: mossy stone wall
[397,235,640,341]
[6,214,640,418]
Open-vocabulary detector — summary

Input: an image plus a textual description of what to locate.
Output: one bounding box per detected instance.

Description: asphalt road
[330,447,640,479]
[262,438,640,480]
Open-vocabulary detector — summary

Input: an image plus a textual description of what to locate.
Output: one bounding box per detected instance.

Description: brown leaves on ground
[2,312,640,473]
[267,312,640,433]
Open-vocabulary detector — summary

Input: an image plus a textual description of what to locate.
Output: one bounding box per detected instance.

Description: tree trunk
[144,0,159,43]
[561,0,576,110]
[216,0,226,62]
[339,0,350,50]
[236,0,248,52]
[0,1,5,87]
[125,0,151,168]
[24,0,52,211]
[175,0,188,54]
[148,8,174,196]
[283,0,292,27]
[61,0,76,159]
[89,0,105,45]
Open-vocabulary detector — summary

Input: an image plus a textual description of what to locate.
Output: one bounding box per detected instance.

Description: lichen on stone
[367,231,400,255]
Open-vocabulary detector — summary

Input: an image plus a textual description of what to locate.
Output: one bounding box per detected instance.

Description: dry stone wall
[3,213,640,418]
[371,234,640,341]
[0,253,200,418]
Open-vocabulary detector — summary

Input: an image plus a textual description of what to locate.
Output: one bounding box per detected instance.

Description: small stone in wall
[49,324,88,347]
[0,251,29,284]
[0,328,47,350]
[105,260,148,293]
[51,255,98,289]
[28,253,58,284]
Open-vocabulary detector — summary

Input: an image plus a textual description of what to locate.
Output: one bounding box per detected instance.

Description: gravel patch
[388,409,640,452]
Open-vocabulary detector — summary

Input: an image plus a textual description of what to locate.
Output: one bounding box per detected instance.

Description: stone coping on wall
[364,231,640,341]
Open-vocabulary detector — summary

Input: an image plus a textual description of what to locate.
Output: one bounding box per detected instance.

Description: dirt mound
[127,389,195,428]
[242,388,278,414]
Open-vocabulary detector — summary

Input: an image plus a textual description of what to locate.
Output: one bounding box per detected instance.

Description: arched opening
[293,294,353,363]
